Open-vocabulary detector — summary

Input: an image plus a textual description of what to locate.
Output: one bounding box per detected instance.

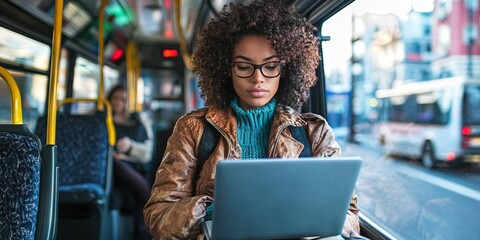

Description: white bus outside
[375,76,480,168]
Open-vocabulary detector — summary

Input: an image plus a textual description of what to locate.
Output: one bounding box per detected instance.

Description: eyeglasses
[231,61,284,78]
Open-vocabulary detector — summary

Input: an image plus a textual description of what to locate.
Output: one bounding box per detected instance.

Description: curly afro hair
[191,0,320,109]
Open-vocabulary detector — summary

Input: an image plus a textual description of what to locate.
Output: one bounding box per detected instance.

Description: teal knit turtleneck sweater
[230,98,276,159]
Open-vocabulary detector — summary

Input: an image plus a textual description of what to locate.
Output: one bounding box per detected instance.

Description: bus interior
[1,0,479,239]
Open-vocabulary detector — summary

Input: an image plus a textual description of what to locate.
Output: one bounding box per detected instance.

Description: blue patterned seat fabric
[35,114,109,204]
[0,128,41,240]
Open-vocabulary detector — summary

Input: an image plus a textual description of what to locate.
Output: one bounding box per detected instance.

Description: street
[338,137,480,240]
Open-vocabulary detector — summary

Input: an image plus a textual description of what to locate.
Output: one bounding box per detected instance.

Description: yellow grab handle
[0,66,23,124]
[58,97,116,146]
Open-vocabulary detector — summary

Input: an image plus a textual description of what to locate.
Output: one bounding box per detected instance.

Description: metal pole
[348,68,356,143]
[349,14,357,143]
[467,6,473,78]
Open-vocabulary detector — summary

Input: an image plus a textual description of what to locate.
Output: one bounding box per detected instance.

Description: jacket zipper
[271,123,289,155]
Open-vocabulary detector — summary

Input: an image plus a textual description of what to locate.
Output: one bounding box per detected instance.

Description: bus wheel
[421,141,436,169]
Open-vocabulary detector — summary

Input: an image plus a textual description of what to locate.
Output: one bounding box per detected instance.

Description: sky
[352,0,435,16]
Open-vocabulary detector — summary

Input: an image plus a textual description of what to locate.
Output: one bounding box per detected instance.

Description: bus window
[104,65,120,94]
[381,86,452,125]
[463,85,480,125]
[0,25,51,130]
[142,68,184,128]
[73,57,99,97]
[322,0,480,239]
[72,57,119,114]
[0,70,48,130]
[57,48,69,102]
[0,26,50,71]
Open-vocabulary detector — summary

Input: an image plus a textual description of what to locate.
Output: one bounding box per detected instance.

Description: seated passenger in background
[144,0,361,239]
[107,84,153,240]
[109,85,153,167]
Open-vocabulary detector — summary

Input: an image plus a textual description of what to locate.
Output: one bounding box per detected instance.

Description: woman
[108,85,153,166]
[144,0,361,239]
[108,84,153,239]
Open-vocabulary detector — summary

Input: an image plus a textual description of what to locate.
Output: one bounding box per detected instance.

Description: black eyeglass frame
[230,61,285,78]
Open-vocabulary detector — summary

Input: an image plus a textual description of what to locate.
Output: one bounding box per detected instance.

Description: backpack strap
[288,125,312,157]
[195,119,220,185]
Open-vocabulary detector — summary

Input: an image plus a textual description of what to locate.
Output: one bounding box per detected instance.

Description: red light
[111,48,124,62]
[164,0,171,9]
[446,153,455,161]
[164,29,175,39]
[462,126,472,135]
[163,49,178,58]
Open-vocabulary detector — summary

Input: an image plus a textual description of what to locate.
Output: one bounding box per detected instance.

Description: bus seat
[35,112,115,240]
[0,66,55,240]
[0,125,42,240]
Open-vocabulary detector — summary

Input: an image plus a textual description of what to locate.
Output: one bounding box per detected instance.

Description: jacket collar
[204,104,306,132]
[272,104,306,128]
[205,104,307,158]
[205,106,237,142]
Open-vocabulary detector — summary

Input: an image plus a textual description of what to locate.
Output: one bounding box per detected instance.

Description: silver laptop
[203,157,362,240]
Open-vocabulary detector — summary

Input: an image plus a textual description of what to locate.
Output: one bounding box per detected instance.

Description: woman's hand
[341,218,364,239]
[116,137,132,154]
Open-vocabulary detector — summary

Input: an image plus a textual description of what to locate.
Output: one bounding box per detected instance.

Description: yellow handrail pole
[134,56,141,112]
[130,42,136,113]
[133,43,142,112]
[97,0,109,111]
[173,0,191,69]
[132,43,137,112]
[46,0,64,145]
[0,66,23,124]
[38,1,63,239]
[131,42,136,114]
[58,97,116,146]
[126,41,135,113]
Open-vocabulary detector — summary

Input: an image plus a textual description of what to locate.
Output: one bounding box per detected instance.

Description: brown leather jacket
[144,105,360,239]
